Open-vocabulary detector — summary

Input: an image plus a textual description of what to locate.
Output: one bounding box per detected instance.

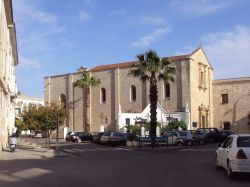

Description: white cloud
[202,25,250,78]
[79,11,91,21]
[109,9,126,16]
[14,0,58,25]
[130,26,171,48]
[168,0,238,16]
[13,0,66,53]
[18,56,42,69]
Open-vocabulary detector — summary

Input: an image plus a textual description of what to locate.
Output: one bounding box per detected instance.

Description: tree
[20,103,66,147]
[73,71,101,132]
[21,104,43,135]
[129,50,176,146]
[15,117,27,131]
[163,120,187,132]
[21,103,66,133]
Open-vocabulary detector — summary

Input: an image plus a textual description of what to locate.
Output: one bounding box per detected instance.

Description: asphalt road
[0,141,250,187]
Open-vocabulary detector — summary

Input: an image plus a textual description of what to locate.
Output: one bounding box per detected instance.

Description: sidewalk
[0,139,56,160]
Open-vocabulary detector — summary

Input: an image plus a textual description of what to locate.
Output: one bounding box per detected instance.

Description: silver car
[100,131,127,146]
[163,131,184,146]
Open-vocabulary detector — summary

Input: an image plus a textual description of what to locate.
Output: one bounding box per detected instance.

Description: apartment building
[0,0,18,150]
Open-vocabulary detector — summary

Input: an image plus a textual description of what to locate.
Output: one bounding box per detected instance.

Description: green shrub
[162,120,187,132]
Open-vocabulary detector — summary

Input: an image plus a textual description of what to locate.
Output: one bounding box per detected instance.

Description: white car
[215,134,250,179]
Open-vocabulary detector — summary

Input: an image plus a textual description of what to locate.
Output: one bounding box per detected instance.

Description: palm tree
[129,50,176,146]
[73,71,101,132]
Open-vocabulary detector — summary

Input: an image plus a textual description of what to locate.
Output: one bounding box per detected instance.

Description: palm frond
[73,72,101,88]
[136,54,145,62]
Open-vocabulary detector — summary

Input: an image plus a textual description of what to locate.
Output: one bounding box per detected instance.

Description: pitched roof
[91,54,190,72]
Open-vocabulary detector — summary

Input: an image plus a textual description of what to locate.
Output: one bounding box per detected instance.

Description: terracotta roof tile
[91,54,189,72]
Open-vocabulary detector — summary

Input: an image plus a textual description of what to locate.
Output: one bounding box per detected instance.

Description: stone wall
[189,48,214,129]
[213,78,250,133]
[0,0,18,150]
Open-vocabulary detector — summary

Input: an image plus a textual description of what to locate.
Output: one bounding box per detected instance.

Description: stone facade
[15,92,44,118]
[213,77,250,133]
[44,48,214,133]
[0,0,19,150]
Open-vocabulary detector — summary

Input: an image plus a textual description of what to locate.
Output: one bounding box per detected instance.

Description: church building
[44,48,217,135]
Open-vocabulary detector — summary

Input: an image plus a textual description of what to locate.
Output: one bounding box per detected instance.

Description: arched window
[100,88,106,103]
[60,94,66,109]
[131,85,136,102]
[165,83,170,98]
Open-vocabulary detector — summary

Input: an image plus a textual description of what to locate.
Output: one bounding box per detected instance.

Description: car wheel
[227,161,235,179]
[187,140,193,146]
[215,154,220,169]
[77,138,82,143]
[200,139,205,145]
[176,142,182,146]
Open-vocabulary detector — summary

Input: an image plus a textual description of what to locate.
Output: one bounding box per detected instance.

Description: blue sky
[13,0,250,97]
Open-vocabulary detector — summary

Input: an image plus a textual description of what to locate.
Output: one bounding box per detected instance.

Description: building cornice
[4,0,19,65]
[44,72,82,79]
[213,77,250,85]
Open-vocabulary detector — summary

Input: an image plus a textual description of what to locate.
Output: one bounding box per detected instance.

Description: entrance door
[202,116,206,128]
[223,122,231,130]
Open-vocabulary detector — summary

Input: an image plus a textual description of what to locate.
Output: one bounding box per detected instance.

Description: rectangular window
[200,72,204,85]
[165,83,170,98]
[221,94,228,104]
[248,114,250,125]
[100,88,106,103]
[125,118,130,125]
[130,85,136,102]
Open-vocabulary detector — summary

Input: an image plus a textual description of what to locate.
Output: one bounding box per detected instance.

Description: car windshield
[113,132,123,137]
[179,131,188,136]
[237,136,250,147]
[103,132,111,136]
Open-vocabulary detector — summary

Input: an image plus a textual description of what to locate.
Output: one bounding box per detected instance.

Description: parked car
[65,131,75,141]
[163,131,184,146]
[197,128,220,143]
[192,130,207,144]
[178,131,196,146]
[93,132,105,144]
[218,130,236,143]
[31,133,42,138]
[72,132,93,143]
[100,131,127,146]
[139,135,166,143]
[215,134,250,179]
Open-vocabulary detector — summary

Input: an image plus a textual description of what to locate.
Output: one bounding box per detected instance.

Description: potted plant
[126,132,134,147]
[132,135,139,147]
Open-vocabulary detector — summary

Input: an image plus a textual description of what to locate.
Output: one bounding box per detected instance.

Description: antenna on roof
[198,41,202,48]
[77,66,89,72]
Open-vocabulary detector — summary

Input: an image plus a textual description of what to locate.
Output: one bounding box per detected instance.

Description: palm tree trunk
[149,73,158,147]
[85,87,90,132]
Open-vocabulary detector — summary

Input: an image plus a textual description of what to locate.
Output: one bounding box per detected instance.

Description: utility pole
[56,111,59,156]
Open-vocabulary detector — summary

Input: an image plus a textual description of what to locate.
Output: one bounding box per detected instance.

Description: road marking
[114,148,131,151]
[178,148,216,152]
[178,148,195,152]
[197,148,216,152]
[62,149,77,153]
[60,147,132,153]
